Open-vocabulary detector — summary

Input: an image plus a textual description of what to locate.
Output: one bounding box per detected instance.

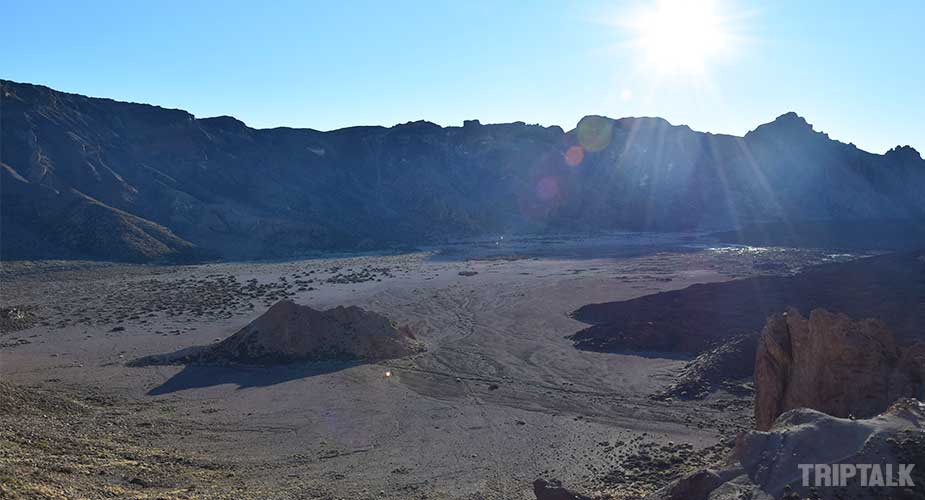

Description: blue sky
[4,0,923,153]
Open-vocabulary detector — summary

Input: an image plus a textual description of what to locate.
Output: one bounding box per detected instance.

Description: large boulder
[650,469,726,500]
[754,308,923,431]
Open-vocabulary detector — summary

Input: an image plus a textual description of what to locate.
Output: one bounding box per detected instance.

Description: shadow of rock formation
[570,250,925,354]
[145,361,362,395]
[130,300,422,394]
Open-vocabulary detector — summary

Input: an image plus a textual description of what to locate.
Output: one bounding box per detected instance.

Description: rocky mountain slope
[3,79,924,262]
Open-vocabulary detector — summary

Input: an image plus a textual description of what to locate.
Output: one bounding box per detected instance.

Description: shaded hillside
[711,219,925,250]
[3,79,924,261]
[570,250,925,354]
[2,162,203,262]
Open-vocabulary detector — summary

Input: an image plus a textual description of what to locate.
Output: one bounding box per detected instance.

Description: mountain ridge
[2,79,923,262]
[11,79,924,154]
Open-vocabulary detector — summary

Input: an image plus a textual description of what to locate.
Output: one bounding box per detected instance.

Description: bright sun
[633,0,729,74]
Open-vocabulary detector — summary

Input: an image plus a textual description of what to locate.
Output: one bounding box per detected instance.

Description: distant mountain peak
[771,111,812,129]
[745,111,817,139]
[885,145,923,163]
[391,120,441,131]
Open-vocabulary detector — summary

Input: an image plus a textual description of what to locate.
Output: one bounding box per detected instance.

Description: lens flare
[565,145,585,167]
[577,116,613,152]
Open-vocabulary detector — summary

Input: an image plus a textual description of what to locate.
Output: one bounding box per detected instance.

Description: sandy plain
[0,235,862,499]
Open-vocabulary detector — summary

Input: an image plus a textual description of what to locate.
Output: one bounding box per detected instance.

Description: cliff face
[3,80,924,262]
[754,308,925,431]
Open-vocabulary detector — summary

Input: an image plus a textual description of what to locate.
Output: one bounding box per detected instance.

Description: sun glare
[632,0,729,74]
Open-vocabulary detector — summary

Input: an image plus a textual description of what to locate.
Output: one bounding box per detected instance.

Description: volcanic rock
[130,300,422,366]
[735,400,925,499]
[647,399,925,500]
[654,332,758,400]
[648,469,726,500]
[892,342,925,403]
[754,308,924,431]
[0,306,38,334]
[532,478,593,500]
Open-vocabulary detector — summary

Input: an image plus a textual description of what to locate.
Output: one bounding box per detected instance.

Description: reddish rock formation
[754,308,924,431]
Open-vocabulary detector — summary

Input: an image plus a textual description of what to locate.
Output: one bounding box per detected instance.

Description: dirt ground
[0,236,862,499]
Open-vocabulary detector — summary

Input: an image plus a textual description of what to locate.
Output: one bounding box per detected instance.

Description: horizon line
[3,77,920,157]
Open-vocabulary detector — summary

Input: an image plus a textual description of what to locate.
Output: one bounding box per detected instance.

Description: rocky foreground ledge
[647,399,924,500]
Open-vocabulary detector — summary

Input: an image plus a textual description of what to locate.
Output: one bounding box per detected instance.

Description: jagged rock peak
[885,144,923,162]
[773,110,810,125]
[747,111,816,137]
[391,120,442,131]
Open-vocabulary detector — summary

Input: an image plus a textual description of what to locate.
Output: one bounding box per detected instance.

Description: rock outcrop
[754,308,924,430]
[647,399,925,500]
[647,469,727,500]
[893,342,925,403]
[654,333,758,400]
[0,306,38,334]
[637,307,924,500]
[131,300,423,366]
